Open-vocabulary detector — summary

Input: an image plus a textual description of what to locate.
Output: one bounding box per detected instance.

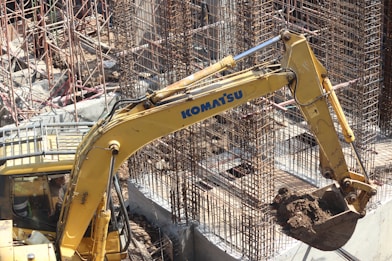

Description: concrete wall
[127,181,240,261]
[193,229,241,261]
[127,182,194,261]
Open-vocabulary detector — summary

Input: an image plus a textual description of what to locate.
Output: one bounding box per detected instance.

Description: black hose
[106,97,147,122]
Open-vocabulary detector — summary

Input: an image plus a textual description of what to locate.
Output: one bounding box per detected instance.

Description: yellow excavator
[0,30,377,260]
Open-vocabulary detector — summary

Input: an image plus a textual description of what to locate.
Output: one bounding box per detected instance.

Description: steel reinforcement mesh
[0,0,116,125]
[381,0,392,136]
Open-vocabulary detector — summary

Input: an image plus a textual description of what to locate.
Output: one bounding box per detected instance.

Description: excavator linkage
[273,184,361,251]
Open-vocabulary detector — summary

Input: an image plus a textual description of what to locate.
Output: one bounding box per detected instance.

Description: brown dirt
[274,188,338,230]
[272,188,355,250]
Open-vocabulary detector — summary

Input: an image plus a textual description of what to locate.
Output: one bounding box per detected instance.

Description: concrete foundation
[127,181,242,261]
[127,181,193,261]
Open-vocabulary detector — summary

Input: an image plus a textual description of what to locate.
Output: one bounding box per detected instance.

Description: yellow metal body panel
[0,247,13,261]
[0,220,57,261]
[0,220,13,248]
[12,244,57,261]
[0,221,12,259]
[11,227,122,261]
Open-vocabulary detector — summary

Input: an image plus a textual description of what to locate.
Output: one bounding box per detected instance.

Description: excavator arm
[57,30,376,259]
[281,31,376,205]
[274,31,377,250]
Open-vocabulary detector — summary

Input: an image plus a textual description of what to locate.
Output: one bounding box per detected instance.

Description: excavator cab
[0,122,132,260]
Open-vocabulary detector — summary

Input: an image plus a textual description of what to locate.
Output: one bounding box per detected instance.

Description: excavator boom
[57,56,294,259]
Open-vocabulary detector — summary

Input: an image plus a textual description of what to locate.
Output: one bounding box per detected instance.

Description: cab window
[14,174,67,214]
[12,176,52,220]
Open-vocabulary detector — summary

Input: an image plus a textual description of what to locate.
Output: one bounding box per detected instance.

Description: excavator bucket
[273,184,361,251]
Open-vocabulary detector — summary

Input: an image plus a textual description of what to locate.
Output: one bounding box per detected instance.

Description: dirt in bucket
[271,187,344,244]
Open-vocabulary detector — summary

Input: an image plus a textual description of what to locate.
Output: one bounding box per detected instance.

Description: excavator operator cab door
[9,173,69,232]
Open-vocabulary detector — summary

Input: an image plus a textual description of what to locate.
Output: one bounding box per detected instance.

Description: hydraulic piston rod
[151,35,282,103]
[233,35,281,61]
